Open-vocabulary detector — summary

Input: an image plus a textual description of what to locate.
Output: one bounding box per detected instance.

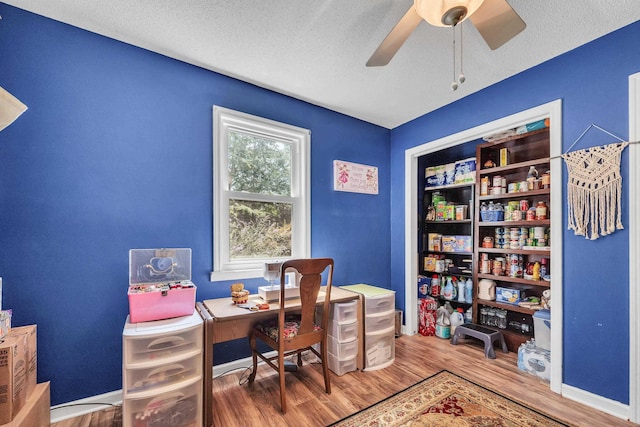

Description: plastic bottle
[457,279,466,302]
[465,278,473,303]
[527,166,538,190]
[450,308,465,333]
[443,277,454,300]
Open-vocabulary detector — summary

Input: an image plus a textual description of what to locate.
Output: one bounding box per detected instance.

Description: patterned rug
[328,370,571,427]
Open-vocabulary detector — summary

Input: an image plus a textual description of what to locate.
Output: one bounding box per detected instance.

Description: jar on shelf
[497,309,507,329]
[535,201,548,220]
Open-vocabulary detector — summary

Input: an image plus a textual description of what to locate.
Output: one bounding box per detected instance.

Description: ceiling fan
[366,0,526,67]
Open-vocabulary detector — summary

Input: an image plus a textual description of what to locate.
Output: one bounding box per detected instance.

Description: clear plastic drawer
[364,310,395,333]
[327,351,357,376]
[326,335,358,360]
[329,319,358,342]
[124,324,202,366]
[124,352,202,394]
[329,300,358,324]
[364,327,395,368]
[124,379,201,427]
[364,293,395,316]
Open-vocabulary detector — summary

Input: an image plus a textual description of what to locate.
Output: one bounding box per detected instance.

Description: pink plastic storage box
[128,248,196,323]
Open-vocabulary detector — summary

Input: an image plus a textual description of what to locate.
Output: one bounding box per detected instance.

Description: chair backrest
[279,258,333,339]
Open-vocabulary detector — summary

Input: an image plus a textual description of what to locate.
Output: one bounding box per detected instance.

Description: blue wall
[0,5,390,405]
[390,21,639,404]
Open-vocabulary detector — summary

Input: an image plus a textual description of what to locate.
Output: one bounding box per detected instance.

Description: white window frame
[210,106,310,282]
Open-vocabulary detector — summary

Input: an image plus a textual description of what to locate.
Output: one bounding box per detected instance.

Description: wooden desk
[196,286,362,427]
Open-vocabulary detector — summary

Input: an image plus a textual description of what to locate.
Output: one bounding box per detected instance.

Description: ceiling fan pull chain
[451,25,458,91]
[458,23,466,85]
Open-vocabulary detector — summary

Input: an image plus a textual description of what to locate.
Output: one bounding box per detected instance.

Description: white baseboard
[49,353,272,423]
[562,383,630,421]
[50,389,122,423]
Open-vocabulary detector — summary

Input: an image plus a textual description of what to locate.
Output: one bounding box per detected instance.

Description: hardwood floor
[53,334,638,427]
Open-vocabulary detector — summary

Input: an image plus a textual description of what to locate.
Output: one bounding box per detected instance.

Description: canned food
[482,236,494,248]
[508,183,519,193]
[526,208,536,221]
[493,175,503,188]
[492,261,503,276]
[520,200,530,211]
[511,210,522,221]
[481,259,491,274]
[519,181,528,192]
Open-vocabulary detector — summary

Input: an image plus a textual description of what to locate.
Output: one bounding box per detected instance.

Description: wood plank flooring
[52,334,638,427]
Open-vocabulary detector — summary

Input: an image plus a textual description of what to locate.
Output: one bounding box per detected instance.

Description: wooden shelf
[478,219,550,227]
[478,188,550,201]
[424,182,475,191]
[477,273,551,287]
[477,248,551,256]
[476,298,538,315]
[478,157,550,176]
[425,219,472,225]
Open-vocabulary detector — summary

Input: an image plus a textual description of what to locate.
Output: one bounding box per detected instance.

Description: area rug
[328,370,571,427]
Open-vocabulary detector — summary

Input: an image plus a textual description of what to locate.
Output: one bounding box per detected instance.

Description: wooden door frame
[404,100,563,392]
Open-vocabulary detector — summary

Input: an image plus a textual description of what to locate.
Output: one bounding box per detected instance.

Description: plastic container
[327,351,357,376]
[329,319,358,342]
[364,293,395,316]
[128,248,196,323]
[532,309,551,350]
[329,300,358,324]
[364,310,395,332]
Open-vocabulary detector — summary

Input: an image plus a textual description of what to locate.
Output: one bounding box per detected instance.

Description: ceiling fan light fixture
[413,0,484,27]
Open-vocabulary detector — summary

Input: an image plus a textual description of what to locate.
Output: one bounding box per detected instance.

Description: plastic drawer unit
[322,300,359,376]
[123,311,203,427]
[340,284,396,371]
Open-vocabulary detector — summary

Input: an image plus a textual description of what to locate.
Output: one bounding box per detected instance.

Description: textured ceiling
[3,0,640,128]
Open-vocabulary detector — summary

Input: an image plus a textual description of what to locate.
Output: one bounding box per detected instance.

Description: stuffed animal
[230,282,249,304]
[541,289,551,309]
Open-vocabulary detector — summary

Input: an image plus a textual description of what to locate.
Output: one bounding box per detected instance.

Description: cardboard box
[0,331,29,424]
[8,326,37,399]
[496,287,526,305]
[441,235,472,253]
[5,381,50,427]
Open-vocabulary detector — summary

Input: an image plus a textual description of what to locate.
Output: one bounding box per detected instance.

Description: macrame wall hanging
[561,124,630,240]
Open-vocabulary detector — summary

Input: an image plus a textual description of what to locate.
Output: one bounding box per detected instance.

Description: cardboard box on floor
[3,381,50,427]
[0,325,37,424]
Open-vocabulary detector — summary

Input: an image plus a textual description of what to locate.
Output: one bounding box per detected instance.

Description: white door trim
[628,72,640,423]
[404,99,563,392]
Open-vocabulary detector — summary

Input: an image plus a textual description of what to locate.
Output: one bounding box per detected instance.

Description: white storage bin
[125,324,202,366]
[124,352,202,394]
[330,300,358,324]
[329,319,358,342]
[327,335,358,360]
[364,326,395,370]
[124,377,202,427]
[327,351,357,376]
[364,310,395,333]
[364,293,395,316]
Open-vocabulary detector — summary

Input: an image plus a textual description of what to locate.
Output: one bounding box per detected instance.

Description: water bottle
[465,278,473,303]
[457,279,466,302]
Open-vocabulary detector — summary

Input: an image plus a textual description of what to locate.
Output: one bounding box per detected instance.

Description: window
[211,106,310,281]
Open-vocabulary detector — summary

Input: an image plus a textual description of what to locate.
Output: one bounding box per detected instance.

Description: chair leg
[297,350,303,367]
[279,355,287,414]
[320,340,331,394]
[248,332,258,383]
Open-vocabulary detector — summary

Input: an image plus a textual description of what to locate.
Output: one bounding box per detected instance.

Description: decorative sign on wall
[333,160,378,195]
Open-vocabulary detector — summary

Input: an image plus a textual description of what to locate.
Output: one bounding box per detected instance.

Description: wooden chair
[248,258,334,413]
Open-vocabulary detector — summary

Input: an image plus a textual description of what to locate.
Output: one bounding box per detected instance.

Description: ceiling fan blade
[469,0,526,50]
[366,6,423,67]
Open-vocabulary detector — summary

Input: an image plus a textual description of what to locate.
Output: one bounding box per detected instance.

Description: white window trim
[210,106,310,282]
